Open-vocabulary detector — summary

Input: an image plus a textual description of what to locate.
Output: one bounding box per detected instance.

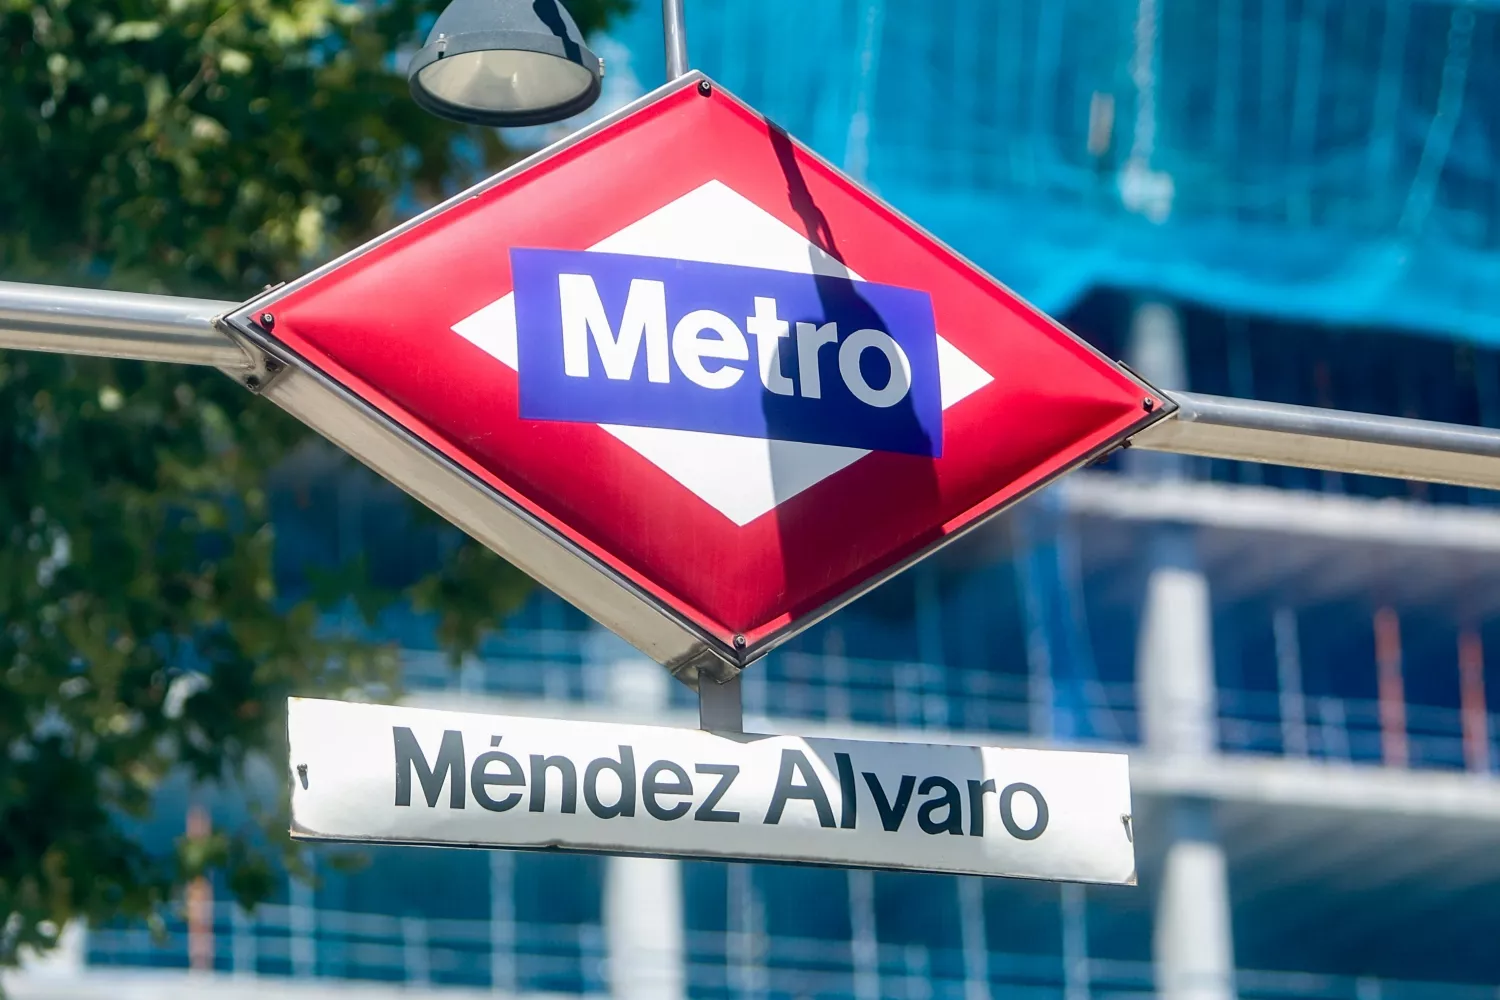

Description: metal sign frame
[211,69,1174,684]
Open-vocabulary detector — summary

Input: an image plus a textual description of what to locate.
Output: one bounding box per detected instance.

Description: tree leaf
[107,21,163,42]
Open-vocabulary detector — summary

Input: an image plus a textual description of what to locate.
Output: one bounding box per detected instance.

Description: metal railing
[83,900,1500,1000]
[88,902,606,992]
[399,629,1498,775]
[400,635,1140,741]
[1216,687,1499,771]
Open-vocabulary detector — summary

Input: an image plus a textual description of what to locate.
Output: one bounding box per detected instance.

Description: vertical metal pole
[662,0,689,79]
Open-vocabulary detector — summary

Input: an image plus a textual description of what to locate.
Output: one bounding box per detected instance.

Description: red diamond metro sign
[224,73,1170,683]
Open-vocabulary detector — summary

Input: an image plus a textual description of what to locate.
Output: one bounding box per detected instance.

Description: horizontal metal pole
[1134,391,1500,492]
[6,281,1500,493]
[0,280,247,368]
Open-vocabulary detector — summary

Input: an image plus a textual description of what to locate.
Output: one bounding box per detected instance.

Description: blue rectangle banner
[511,249,943,456]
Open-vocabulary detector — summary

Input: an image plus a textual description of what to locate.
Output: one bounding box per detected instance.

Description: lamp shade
[407,0,602,127]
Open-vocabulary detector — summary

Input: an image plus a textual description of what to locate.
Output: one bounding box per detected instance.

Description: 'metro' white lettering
[559,274,669,383]
[512,246,947,458]
[555,270,913,408]
[672,309,748,390]
[746,297,794,396]
[839,329,912,408]
[794,321,839,399]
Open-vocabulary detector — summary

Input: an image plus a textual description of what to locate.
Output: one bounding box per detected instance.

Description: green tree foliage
[0,0,629,965]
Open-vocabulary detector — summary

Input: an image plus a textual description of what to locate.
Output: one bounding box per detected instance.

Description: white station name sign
[288,698,1135,883]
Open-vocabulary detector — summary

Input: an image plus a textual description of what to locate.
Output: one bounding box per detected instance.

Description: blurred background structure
[12,0,1500,997]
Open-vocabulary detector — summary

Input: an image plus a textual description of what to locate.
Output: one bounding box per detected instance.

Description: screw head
[733,633,746,649]
[244,374,261,390]
[1142,397,1156,412]
[697,79,712,97]
[259,311,275,330]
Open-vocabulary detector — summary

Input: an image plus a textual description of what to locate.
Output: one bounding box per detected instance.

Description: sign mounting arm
[10,281,1500,495]
[1129,390,1500,490]
[0,281,247,369]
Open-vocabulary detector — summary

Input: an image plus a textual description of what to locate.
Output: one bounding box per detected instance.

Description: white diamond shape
[452,180,993,527]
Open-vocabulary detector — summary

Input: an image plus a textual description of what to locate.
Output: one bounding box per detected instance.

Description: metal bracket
[698,673,744,732]
[667,644,741,690]
[217,321,291,394]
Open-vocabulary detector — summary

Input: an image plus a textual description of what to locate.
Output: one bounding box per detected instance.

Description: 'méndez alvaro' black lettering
[999,781,1049,841]
[916,776,964,835]
[472,736,524,812]
[583,746,636,819]
[391,725,1048,844]
[394,727,465,809]
[863,772,915,832]
[764,749,836,828]
[642,760,692,820]
[834,752,857,829]
[693,764,740,822]
[858,770,1051,838]
[530,754,578,814]
[967,779,997,836]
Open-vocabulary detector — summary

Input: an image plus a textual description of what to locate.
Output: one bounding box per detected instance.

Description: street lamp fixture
[407,0,603,127]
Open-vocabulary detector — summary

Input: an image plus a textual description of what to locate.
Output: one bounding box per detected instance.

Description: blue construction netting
[601,0,1500,345]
